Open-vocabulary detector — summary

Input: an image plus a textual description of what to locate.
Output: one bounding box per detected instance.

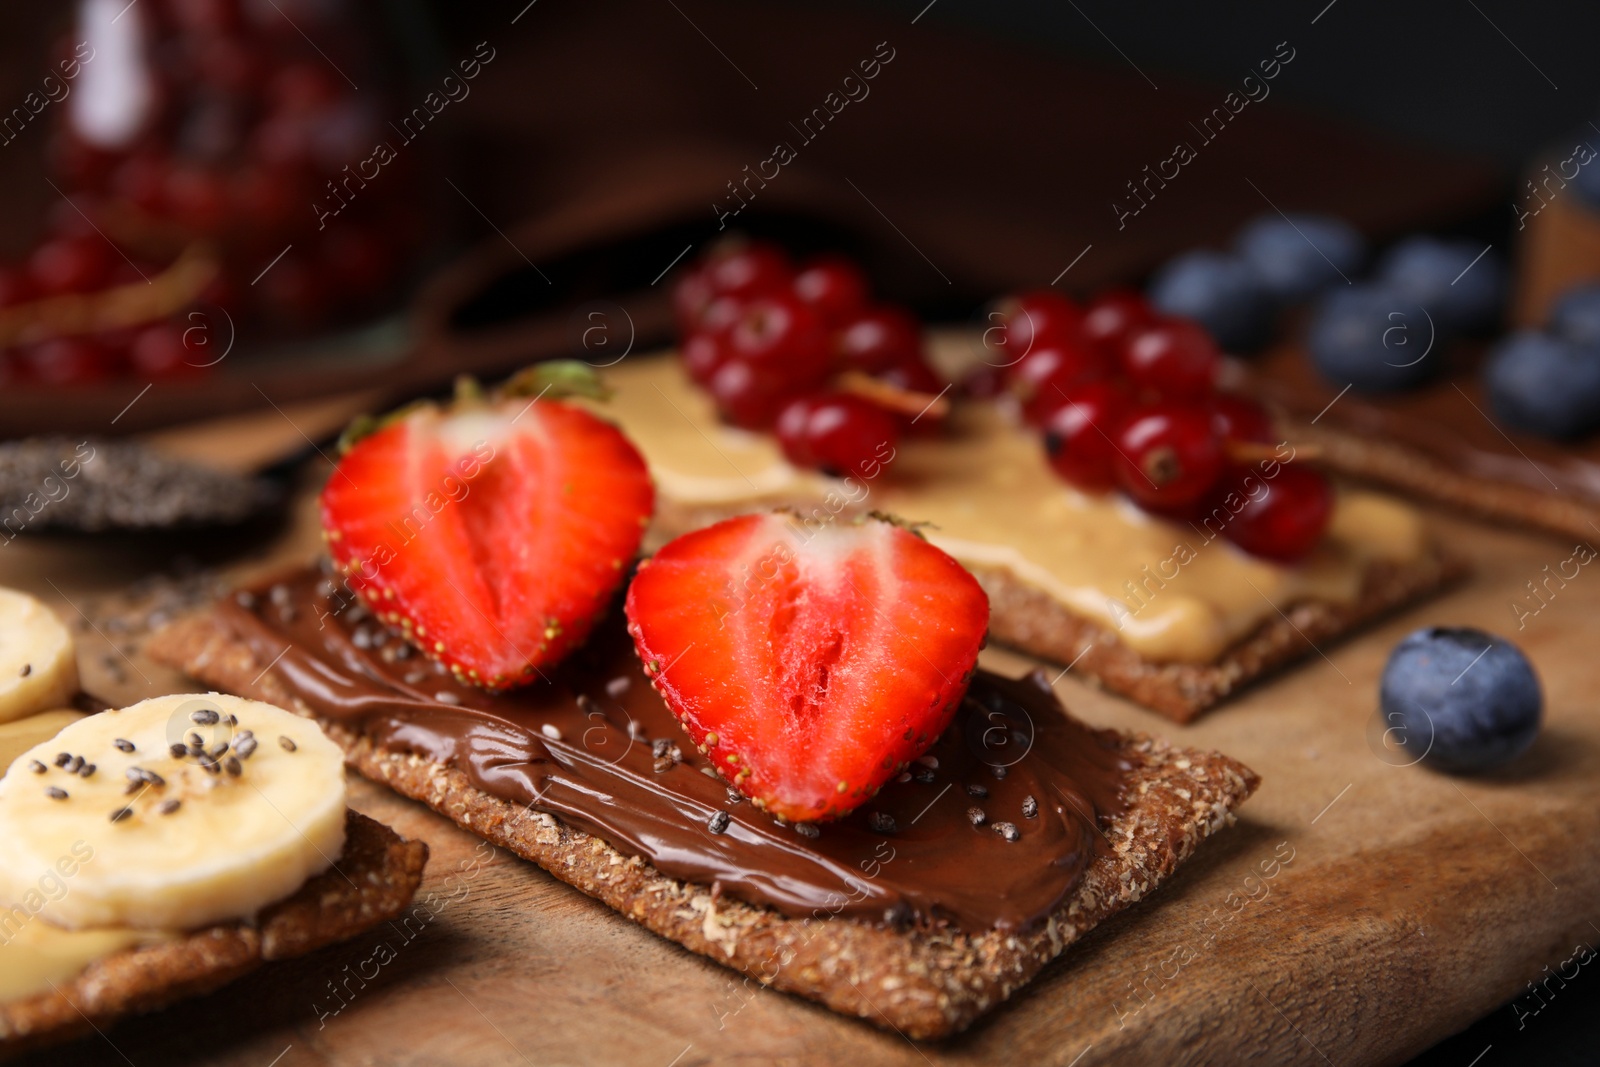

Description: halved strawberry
[625,512,989,822]
[321,365,654,690]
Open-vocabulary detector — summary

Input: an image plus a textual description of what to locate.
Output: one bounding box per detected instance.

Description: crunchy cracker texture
[656,498,1467,723]
[150,612,1261,1040]
[1290,418,1600,545]
[0,810,428,1058]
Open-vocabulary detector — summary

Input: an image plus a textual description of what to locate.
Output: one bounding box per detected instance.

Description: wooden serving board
[6,434,1598,1067]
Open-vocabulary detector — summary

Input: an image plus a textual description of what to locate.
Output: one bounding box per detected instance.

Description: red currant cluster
[994,289,1333,562]
[673,240,945,479]
[1,0,416,384]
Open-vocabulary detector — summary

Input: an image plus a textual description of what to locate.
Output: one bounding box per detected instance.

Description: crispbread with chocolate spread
[0,811,427,1057]
[148,575,1259,1039]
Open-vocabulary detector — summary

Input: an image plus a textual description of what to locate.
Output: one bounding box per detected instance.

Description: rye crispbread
[149,610,1259,1039]
[0,810,428,1058]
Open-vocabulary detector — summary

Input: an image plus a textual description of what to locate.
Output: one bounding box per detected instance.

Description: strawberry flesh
[625,513,989,822]
[321,396,653,689]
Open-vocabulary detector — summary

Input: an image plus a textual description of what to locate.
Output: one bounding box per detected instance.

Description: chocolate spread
[217,568,1133,933]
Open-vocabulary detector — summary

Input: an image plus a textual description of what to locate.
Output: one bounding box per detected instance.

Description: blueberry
[1147,249,1277,352]
[1380,628,1541,772]
[1483,330,1600,439]
[1234,213,1366,302]
[1572,145,1600,209]
[1375,236,1505,335]
[1548,282,1600,346]
[1305,284,1441,393]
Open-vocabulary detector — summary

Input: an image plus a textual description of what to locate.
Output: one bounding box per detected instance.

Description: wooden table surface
[7,423,1597,1067]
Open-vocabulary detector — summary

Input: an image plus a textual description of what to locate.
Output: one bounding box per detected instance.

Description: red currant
[1113,403,1224,510]
[793,256,869,327]
[1008,335,1110,424]
[130,322,207,377]
[1082,289,1151,358]
[165,166,230,233]
[726,293,831,386]
[993,290,1081,364]
[1222,464,1333,562]
[22,336,117,385]
[672,266,714,334]
[703,241,791,300]
[836,304,922,375]
[1121,318,1219,396]
[1209,393,1275,444]
[697,293,746,337]
[775,392,900,479]
[875,356,943,395]
[29,236,113,296]
[1040,380,1128,493]
[682,330,730,384]
[708,358,794,429]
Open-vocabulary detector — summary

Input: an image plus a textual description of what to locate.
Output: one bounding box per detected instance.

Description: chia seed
[77,763,96,778]
[867,811,898,834]
[53,752,70,767]
[965,783,989,798]
[46,786,68,800]
[0,438,275,532]
[113,739,135,753]
[911,766,936,784]
[1022,795,1039,819]
[224,757,242,777]
[169,743,187,758]
[190,708,220,725]
[109,807,133,823]
[992,821,1021,842]
[966,806,987,827]
[794,822,820,839]
[27,760,46,774]
[235,737,258,760]
[707,811,731,835]
[158,798,182,815]
[278,736,297,752]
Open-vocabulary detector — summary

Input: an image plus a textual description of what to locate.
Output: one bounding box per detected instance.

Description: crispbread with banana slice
[0,690,428,1056]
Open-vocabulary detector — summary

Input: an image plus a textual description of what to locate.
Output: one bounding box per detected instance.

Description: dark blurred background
[5,0,1589,437]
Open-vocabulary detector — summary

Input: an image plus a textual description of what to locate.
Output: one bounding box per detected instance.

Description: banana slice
[0,589,79,725]
[0,693,345,931]
[0,709,85,773]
